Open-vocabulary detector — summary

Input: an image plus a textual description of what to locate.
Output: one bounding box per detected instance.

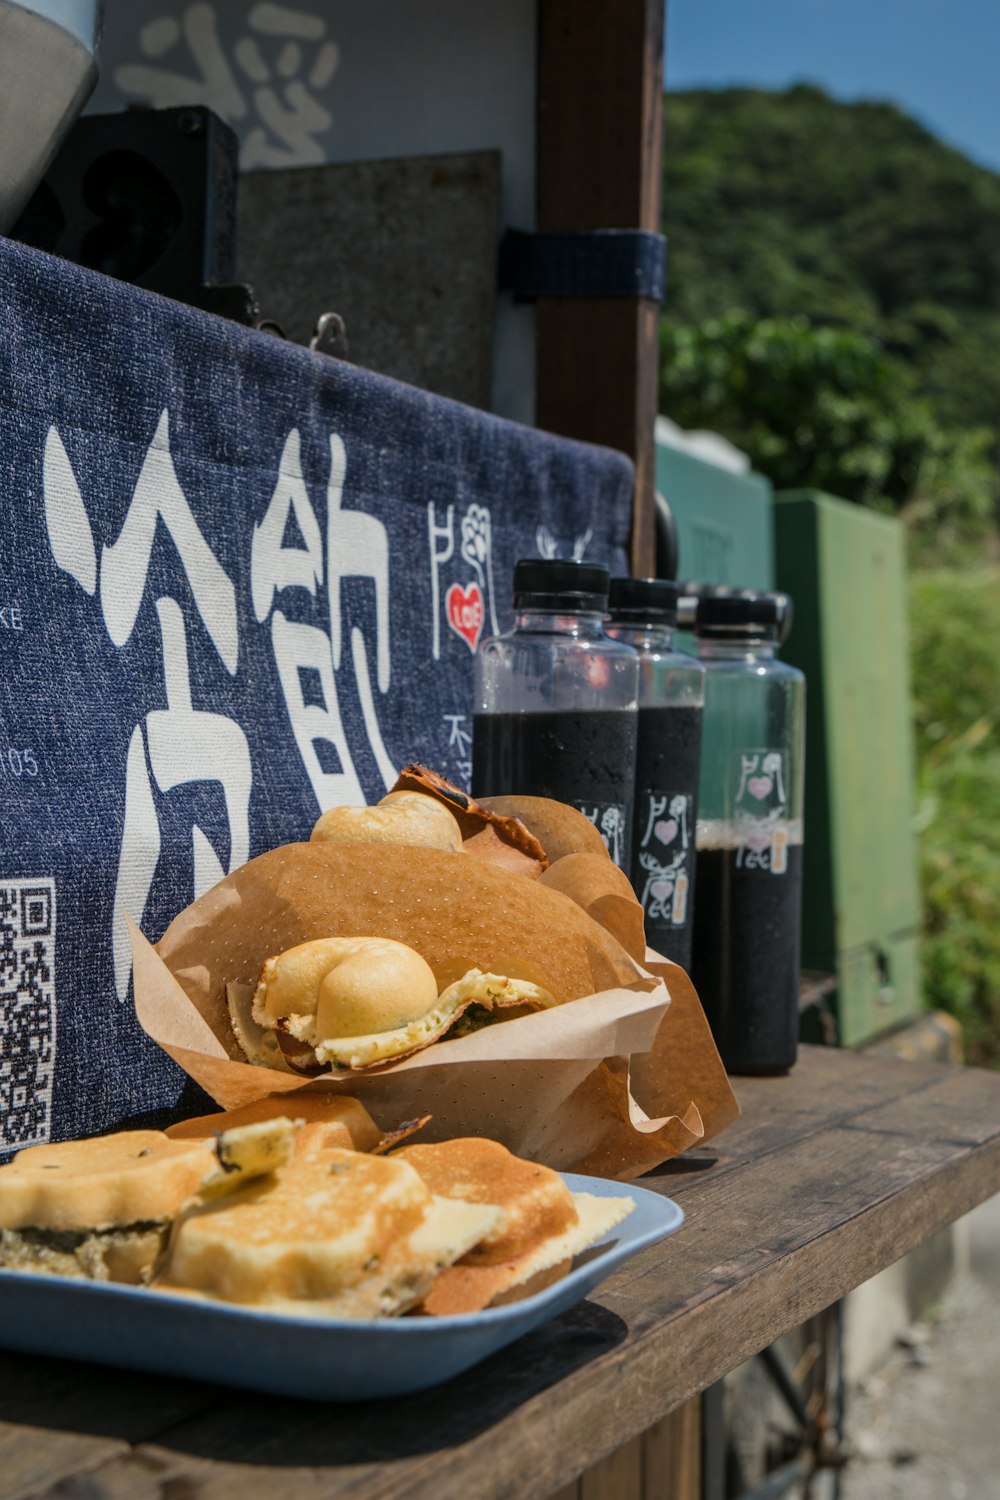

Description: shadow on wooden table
[0,1299,629,1467]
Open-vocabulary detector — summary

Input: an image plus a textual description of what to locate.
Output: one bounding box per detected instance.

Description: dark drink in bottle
[691,834,803,1071]
[471,707,637,851]
[472,560,638,869]
[690,591,805,1073]
[606,578,705,968]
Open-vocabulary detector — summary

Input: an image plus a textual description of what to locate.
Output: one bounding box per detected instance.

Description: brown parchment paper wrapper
[129,866,739,1181]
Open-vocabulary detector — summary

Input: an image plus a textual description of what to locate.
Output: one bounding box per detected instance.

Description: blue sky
[666,0,1000,174]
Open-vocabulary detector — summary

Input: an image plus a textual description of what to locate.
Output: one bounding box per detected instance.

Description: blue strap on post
[498,227,667,302]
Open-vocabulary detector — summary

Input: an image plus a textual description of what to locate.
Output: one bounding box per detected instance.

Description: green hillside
[662,84,1000,433]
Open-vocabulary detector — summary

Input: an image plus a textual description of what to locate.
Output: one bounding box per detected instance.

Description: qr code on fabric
[0,879,57,1151]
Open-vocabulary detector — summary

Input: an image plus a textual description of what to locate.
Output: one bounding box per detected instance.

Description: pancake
[0,1131,219,1235]
[397,1138,578,1265]
[396,1138,635,1315]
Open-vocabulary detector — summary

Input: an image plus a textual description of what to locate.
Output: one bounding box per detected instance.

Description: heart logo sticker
[654,818,678,845]
[747,775,773,800]
[445,581,485,653]
[650,880,673,901]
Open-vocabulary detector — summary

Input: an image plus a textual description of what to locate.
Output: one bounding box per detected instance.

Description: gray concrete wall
[90,0,537,422]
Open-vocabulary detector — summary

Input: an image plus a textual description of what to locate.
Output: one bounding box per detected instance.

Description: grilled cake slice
[159,1143,501,1318]
[166,1090,383,1152]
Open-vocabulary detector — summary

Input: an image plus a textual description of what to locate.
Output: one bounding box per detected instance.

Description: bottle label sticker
[636,790,693,927]
[574,800,627,868]
[734,749,788,874]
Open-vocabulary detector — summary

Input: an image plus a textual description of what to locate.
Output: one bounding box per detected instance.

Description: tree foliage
[662,84,1000,431]
[660,85,1000,554]
[659,310,998,559]
[660,313,933,507]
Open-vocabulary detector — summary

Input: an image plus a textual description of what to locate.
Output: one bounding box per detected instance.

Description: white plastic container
[0,0,103,231]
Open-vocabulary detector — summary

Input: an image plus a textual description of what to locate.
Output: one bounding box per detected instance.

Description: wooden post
[545,1397,702,1500]
[536,0,665,576]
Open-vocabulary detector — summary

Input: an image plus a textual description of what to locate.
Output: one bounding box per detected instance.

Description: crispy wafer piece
[390,765,549,876]
[397,1138,635,1315]
[478,796,611,863]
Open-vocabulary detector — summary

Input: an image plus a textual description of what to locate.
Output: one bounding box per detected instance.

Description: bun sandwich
[158,841,643,1077]
[153,769,647,1078]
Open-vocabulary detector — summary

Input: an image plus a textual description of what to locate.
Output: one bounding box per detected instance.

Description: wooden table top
[3,1045,999,1500]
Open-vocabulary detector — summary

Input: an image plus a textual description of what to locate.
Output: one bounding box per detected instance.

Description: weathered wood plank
[7,1050,1000,1500]
[661,1050,962,1177]
[0,1353,223,1500]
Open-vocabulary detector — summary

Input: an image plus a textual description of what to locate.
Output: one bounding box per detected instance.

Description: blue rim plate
[0,1173,683,1401]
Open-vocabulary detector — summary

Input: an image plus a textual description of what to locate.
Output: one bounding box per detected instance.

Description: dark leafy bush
[910,570,1000,1065]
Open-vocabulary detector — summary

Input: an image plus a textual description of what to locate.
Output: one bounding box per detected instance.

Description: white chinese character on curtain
[250,427,396,811]
[42,411,251,1000]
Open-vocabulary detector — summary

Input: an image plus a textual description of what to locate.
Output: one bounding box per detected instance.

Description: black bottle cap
[512,559,611,611]
[676,581,734,629]
[607,576,680,624]
[694,589,794,643]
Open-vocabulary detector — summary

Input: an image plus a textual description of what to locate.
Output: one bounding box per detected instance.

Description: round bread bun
[254,936,438,1037]
[477,796,611,864]
[311,791,462,853]
[156,842,641,1044]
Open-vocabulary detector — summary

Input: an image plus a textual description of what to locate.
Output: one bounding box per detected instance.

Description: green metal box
[774,491,921,1045]
[655,440,774,589]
